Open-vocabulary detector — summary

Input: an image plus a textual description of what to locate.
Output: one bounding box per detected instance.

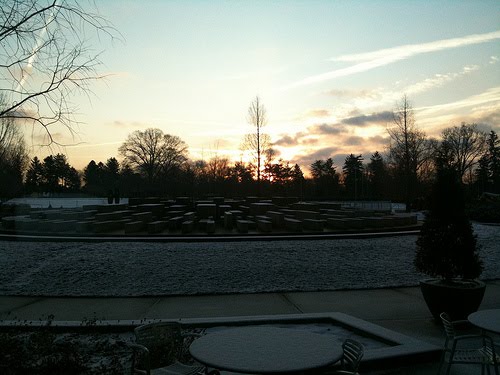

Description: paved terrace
[1,280,499,374]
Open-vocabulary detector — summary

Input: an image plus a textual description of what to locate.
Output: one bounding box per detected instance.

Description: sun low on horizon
[28,0,500,173]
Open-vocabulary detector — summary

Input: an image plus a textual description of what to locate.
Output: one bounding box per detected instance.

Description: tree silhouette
[0,107,28,198]
[488,131,500,192]
[0,0,119,144]
[440,123,486,183]
[119,128,188,184]
[388,95,432,210]
[367,151,388,199]
[40,154,79,193]
[25,156,44,194]
[242,96,270,192]
[342,154,364,200]
[83,160,104,195]
[310,158,339,198]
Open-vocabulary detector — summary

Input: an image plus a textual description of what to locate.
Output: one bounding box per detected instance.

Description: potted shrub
[414,161,484,321]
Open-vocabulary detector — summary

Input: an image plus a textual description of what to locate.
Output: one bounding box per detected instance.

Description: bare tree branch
[0,0,120,146]
[242,96,270,185]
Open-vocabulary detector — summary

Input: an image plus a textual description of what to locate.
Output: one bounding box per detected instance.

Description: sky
[30,0,500,173]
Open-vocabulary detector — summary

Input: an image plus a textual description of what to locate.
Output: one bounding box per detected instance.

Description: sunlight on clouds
[417,87,500,115]
[319,64,485,117]
[404,65,479,96]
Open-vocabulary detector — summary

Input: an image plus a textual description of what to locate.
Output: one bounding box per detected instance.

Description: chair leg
[437,349,446,375]
[445,361,452,375]
[494,349,500,375]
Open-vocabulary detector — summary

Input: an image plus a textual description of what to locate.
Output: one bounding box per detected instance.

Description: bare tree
[242,96,270,188]
[118,128,188,184]
[207,155,230,182]
[388,95,434,210]
[0,95,29,198]
[0,0,118,145]
[0,108,26,163]
[440,122,487,183]
[0,117,29,198]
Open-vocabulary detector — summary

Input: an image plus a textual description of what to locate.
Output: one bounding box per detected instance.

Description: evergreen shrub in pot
[414,163,484,321]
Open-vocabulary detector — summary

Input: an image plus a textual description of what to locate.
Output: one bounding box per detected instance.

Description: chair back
[439,312,456,339]
[341,339,364,371]
[134,322,183,367]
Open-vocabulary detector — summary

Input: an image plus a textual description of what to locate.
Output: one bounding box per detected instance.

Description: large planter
[420,279,486,321]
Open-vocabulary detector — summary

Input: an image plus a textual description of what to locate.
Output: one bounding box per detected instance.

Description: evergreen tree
[83,160,104,195]
[25,157,44,194]
[104,157,120,190]
[487,131,500,192]
[290,164,304,199]
[310,158,339,198]
[342,154,364,200]
[367,151,388,199]
[41,154,77,194]
[415,155,482,280]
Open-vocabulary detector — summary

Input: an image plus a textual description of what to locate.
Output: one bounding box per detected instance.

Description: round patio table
[468,309,500,334]
[189,326,343,374]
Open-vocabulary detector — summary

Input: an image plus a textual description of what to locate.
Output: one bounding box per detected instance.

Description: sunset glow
[26,0,499,172]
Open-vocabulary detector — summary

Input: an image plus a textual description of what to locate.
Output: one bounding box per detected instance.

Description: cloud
[474,109,500,130]
[66,141,123,148]
[112,120,149,128]
[31,132,65,145]
[274,130,323,146]
[343,136,364,146]
[417,86,500,115]
[304,109,330,118]
[301,138,319,145]
[294,147,340,169]
[274,134,300,146]
[368,135,390,145]
[445,107,500,134]
[310,123,348,135]
[490,56,499,64]
[341,111,393,126]
[323,89,381,100]
[335,31,500,63]
[295,109,332,121]
[404,65,479,96]
[285,30,500,89]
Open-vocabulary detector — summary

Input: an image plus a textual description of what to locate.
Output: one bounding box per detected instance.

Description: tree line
[1,97,498,207]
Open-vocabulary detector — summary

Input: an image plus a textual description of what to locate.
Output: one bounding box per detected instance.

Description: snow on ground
[0,224,498,296]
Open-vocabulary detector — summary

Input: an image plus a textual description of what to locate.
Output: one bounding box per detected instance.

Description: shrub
[414,166,483,280]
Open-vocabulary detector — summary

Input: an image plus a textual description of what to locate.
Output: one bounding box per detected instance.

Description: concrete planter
[419,279,486,321]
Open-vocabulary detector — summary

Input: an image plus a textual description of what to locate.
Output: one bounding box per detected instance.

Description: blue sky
[34,0,500,171]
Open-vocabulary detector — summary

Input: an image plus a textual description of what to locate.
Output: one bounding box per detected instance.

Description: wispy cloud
[417,86,500,115]
[404,65,479,96]
[334,31,500,62]
[285,30,500,89]
[324,89,382,100]
[296,109,331,120]
[66,141,123,148]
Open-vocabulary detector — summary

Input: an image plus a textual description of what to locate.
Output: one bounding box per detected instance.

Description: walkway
[1,280,499,374]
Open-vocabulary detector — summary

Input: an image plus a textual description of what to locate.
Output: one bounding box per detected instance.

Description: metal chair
[127,321,214,375]
[438,312,499,375]
[331,338,364,375]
